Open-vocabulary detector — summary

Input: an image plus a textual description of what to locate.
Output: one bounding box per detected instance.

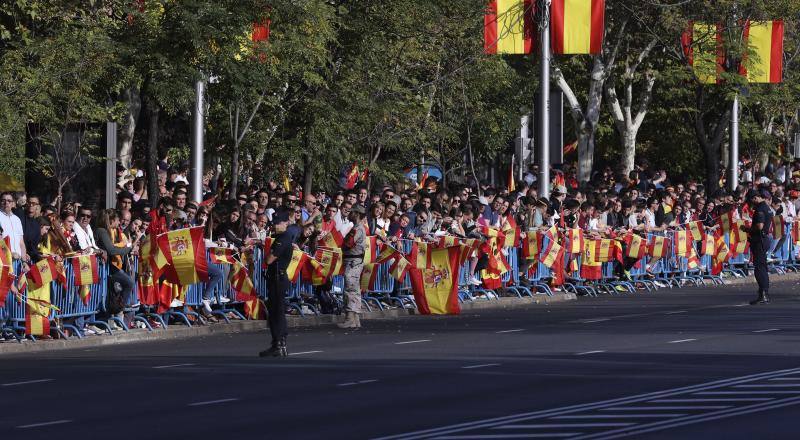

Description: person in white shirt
[0,191,26,261]
[72,206,99,251]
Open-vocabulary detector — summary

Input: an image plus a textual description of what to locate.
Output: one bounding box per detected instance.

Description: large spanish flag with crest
[484,0,534,55]
[156,227,208,285]
[72,254,99,305]
[741,20,784,83]
[551,0,604,54]
[409,246,462,315]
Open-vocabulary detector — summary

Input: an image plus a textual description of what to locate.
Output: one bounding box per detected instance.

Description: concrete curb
[0,293,577,355]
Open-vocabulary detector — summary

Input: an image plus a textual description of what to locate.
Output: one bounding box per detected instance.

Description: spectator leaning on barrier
[95,209,136,329]
[0,191,28,264]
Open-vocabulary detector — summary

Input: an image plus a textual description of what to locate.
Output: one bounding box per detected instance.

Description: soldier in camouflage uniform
[339,205,366,329]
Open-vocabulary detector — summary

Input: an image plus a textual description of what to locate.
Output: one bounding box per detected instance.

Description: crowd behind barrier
[3,157,800,343]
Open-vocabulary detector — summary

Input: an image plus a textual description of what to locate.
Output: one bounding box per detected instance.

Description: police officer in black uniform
[746,189,773,305]
[259,210,293,357]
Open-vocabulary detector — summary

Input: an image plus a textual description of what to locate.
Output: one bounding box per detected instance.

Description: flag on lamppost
[550,0,605,54]
[484,0,534,55]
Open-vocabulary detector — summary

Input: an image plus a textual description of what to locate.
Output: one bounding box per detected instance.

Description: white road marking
[338,379,378,387]
[582,318,611,323]
[2,379,53,387]
[462,364,501,369]
[288,350,323,356]
[576,350,606,356]
[496,329,525,334]
[434,434,582,439]
[188,398,239,406]
[600,405,730,410]
[731,303,750,307]
[493,423,635,429]
[769,377,800,381]
[733,384,800,388]
[665,310,688,315]
[394,339,431,345]
[152,363,195,369]
[651,398,772,403]
[752,328,780,333]
[668,338,697,344]
[16,420,72,429]
[696,391,800,395]
[552,414,687,419]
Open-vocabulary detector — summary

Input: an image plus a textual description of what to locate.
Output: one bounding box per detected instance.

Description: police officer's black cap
[746,189,759,201]
[273,210,290,224]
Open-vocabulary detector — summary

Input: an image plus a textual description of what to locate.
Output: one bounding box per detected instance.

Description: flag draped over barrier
[71,254,99,305]
[156,227,208,285]
[409,246,463,315]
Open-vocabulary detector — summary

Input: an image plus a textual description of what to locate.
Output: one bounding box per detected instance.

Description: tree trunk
[145,98,160,208]
[302,153,313,197]
[229,140,240,199]
[621,131,636,175]
[118,87,141,169]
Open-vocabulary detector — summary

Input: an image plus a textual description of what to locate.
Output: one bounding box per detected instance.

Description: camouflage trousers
[343,258,363,314]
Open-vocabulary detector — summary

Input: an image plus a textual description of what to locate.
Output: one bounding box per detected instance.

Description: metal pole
[729,93,739,193]
[538,1,551,199]
[191,78,205,203]
[105,122,118,209]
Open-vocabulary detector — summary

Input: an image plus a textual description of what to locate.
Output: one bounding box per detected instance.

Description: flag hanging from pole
[551,0,605,55]
[484,0,534,55]
[681,22,724,84]
[741,20,784,83]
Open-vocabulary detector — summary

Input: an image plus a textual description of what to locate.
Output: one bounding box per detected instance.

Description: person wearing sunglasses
[72,207,99,252]
[0,191,27,263]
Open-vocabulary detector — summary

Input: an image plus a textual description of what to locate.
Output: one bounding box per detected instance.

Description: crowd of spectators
[3,153,800,338]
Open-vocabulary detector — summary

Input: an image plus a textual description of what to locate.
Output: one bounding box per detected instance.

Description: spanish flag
[551,0,605,55]
[286,249,309,283]
[648,235,670,262]
[717,210,734,234]
[28,257,65,289]
[730,220,749,256]
[71,254,99,305]
[681,23,724,84]
[409,241,431,270]
[741,21,784,83]
[409,246,462,315]
[624,233,647,261]
[230,260,255,297]
[389,254,411,282]
[521,231,539,260]
[0,264,13,304]
[0,236,12,266]
[540,239,562,268]
[581,240,603,280]
[484,0,534,55]
[209,247,236,265]
[25,298,51,336]
[792,221,800,245]
[360,263,379,291]
[363,236,378,265]
[566,228,584,255]
[502,214,521,247]
[687,220,705,242]
[317,228,344,249]
[438,235,459,248]
[593,239,615,263]
[157,227,208,286]
[712,232,730,275]
[700,233,716,256]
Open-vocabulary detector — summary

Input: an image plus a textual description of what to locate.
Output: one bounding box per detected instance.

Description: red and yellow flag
[593,239,615,263]
[484,0,534,55]
[502,214,521,247]
[0,236,12,266]
[409,246,462,315]
[230,260,255,297]
[681,23,724,84]
[209,247,236,265]
[687,221,705,242]
[772,216,784,240]
[700,233,716,256]
[437,235,459,249]
[718,210,734,234]
[551,0,605,54]
[0,264,13,304]
[792,221,800,245]
[360,263,379,291]
[156,227,208,285]
[581,240,602,280]
[540,240,562,268]
[521,231,539,260]
[712,232,730,275]
[71,254,99,305]
[409,241,431,270]
[741,20,784,84]
[318,228,344,249]
[730,220,749,256]
[28,257,65,289]
[648,236,670,261]
[286,249,309,283]
[566,228,584,255]
[674,230,691,257]
[625,233,647,261]
[389,255,411,282]
[363,236,378,264]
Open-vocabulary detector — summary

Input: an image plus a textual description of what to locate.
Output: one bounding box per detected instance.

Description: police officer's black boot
[259,341,281,357]
[749,290,770,305]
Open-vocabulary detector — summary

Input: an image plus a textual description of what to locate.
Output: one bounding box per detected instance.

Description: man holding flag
[338,205,367,329]
[259,210,293,358]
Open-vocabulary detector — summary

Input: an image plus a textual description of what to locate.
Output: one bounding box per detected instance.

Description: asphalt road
[1,279,800,440]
